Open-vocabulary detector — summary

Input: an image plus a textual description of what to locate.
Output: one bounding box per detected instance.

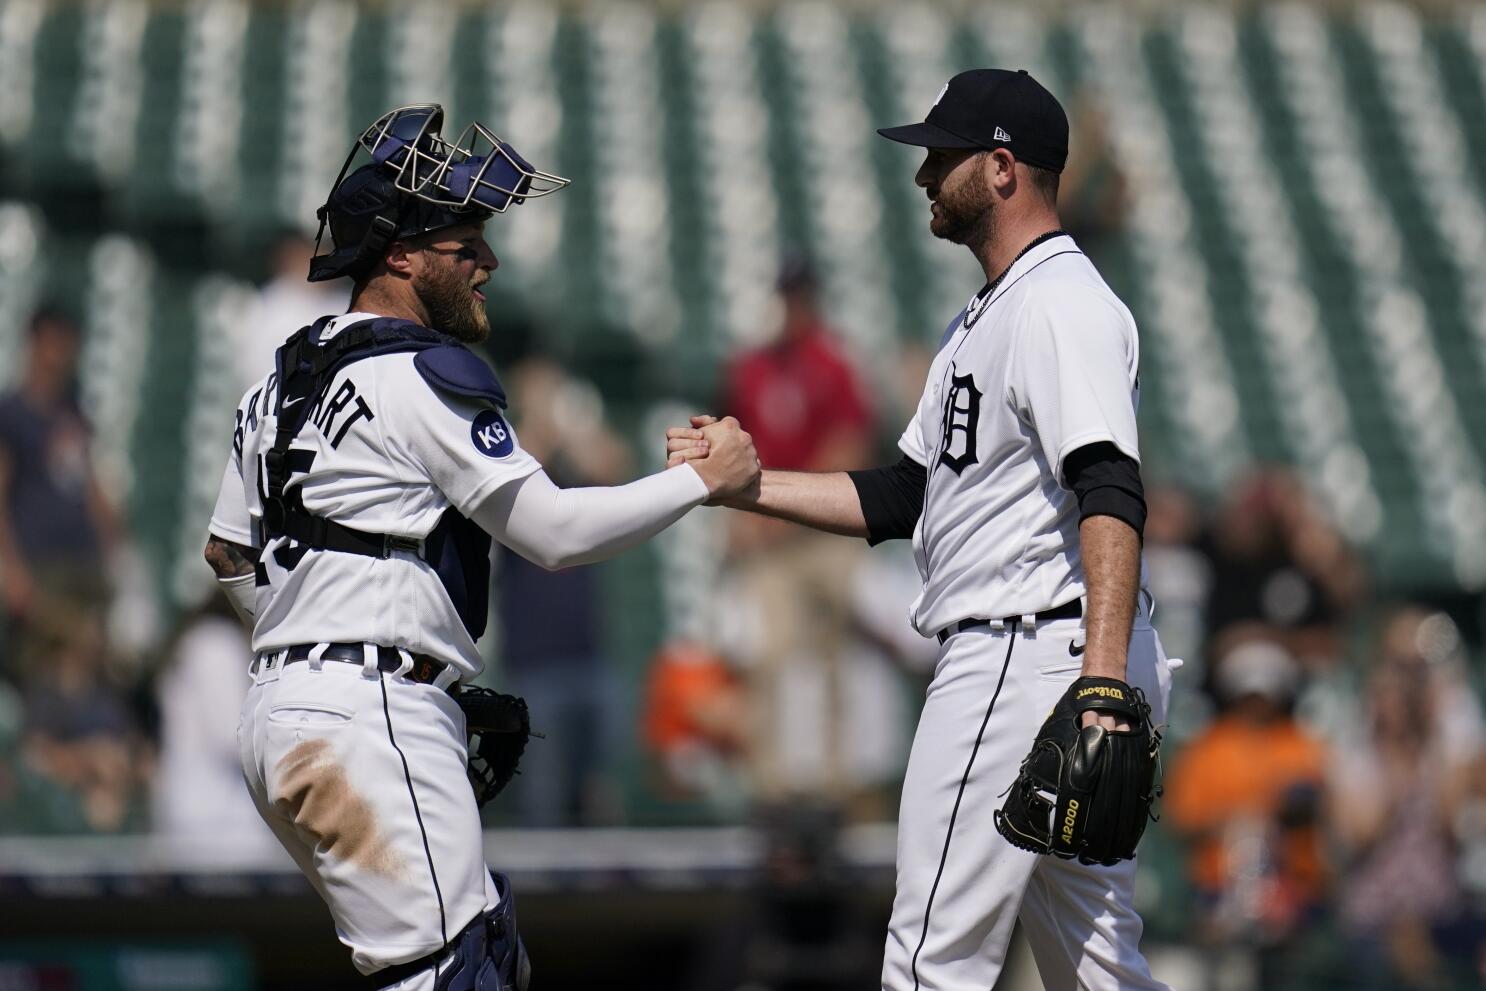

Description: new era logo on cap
[994,126,1011,142]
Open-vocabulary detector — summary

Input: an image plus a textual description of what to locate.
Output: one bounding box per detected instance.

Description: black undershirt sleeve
[847,454,927,545]
[1063,442,1146,538]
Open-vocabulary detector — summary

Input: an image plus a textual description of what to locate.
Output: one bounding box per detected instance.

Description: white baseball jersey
[899,233,1142,637]
[208,312,542,677]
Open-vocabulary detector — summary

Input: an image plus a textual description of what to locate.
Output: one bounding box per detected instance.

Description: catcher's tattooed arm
[204,535,260,629]
[204,535,258,577]
[1078,513,1140,730]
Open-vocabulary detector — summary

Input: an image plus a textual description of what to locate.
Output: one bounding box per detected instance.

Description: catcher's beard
[931,156,997,247]
[415,257,490,344]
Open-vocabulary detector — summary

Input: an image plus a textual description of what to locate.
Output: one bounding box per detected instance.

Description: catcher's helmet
[308,104,569,282]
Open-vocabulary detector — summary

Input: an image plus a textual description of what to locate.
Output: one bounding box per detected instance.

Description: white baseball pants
[882,608,1173,991]
[239,653,497,988]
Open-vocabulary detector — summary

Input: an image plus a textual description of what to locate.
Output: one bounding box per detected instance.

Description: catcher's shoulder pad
[415,346,508,409]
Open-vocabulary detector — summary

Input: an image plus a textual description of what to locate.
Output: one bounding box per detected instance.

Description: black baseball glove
[994,676,1162,866]
[456,686,532,808]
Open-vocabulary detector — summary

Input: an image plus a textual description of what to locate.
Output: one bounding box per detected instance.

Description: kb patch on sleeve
[471,409,515,459]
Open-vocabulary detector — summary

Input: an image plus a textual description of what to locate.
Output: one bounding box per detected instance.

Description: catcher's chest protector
[259,315,501,639]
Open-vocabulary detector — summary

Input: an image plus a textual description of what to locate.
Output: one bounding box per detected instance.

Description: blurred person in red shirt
[717,257,878,804]
[1166,627,1329,988]
[722,256,873,473]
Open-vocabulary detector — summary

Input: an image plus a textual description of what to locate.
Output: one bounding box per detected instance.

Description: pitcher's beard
[930,167,996,246]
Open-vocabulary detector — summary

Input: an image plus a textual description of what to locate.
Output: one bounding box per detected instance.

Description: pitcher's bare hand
[683,416,759,502]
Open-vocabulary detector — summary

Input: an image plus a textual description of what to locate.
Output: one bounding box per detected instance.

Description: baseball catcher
[995,676,1162,865]
[205,99,761,990]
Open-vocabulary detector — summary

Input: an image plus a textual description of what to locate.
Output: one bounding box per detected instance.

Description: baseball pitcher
[669,70,1172,991]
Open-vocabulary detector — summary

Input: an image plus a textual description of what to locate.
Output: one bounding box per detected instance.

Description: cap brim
[876,121,983,149]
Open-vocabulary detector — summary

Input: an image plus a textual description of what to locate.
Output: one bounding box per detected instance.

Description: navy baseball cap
[877,68,1069,173]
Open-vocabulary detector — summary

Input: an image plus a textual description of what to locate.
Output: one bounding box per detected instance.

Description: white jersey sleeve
[209,457,254,546]
[897,408,930,466]
[208,383,259,546]
[381,373,543,516]
[1009,282,1140,484]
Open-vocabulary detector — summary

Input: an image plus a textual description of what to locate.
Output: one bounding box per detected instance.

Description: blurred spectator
[1143,484,1214,737]
[1166,629,1329,989]
[495,352,632,826]
[721,256,873,475]
[1056,92,1129,270]
[0,307,120,678]
[19,603,143,833]
[233,231,349,392]
[1203,469,1363,672]
[838,542,937,819]
[151,596,269,844]
[1329,607,1485,989]
[641,637,750,817]
[718,258,877,805]
[1451,751,1486,988]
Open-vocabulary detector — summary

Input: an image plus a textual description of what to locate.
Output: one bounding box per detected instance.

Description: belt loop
[432,666,459,693]
[307,643,327,671]
[361,643,380,679]
[393,648,414,680]
[989,617,1006,632]
[1020,613,1037,637]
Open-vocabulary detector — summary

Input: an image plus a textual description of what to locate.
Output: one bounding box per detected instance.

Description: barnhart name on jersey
[898,235,1144,637]
[209,313,542,676]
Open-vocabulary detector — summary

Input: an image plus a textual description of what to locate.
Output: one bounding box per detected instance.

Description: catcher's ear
[384,240,418,278]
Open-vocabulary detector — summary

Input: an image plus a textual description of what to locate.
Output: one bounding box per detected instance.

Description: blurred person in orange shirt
[1166,628,1328,985]
[642,638,750,816]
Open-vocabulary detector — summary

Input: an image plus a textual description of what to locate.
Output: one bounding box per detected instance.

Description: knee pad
[433,872,530,991]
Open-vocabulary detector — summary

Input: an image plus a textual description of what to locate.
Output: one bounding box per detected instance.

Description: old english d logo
[937,367,982,475]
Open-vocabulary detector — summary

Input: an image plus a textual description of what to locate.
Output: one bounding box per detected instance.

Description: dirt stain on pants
[273,738,406,879]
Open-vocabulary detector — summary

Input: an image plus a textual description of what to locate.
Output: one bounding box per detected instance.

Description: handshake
[665,415,760,504]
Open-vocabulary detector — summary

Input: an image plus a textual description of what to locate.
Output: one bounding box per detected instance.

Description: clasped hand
[665,415,760,503]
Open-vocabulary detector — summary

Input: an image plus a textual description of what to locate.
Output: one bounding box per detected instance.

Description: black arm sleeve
[847,454,927,545]
[1063,442,1146,538]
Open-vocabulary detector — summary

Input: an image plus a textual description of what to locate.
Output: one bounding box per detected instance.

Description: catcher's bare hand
[666,414,719,467]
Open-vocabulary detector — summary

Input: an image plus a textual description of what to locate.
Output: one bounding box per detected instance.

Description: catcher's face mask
[309,104,569,282]
[364,104,568,213]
